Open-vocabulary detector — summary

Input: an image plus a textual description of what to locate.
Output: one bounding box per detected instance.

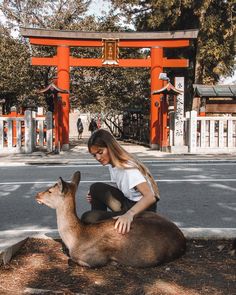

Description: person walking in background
[77,117,84,139]
[81,129,160,234]
[88,118,98,134]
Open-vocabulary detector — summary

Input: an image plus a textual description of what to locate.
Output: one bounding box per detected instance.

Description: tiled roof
[193,84,236,97]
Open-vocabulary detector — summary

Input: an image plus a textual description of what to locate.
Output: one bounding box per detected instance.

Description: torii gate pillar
[57,45,70,150]
[151,46,163,149]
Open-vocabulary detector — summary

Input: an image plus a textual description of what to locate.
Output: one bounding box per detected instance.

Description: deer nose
[35,192,43,199]
[35,193,43,204]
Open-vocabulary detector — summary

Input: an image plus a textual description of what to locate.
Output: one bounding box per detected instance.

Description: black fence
[123,110,150,144]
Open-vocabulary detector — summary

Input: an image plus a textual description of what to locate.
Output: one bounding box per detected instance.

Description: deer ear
[72,171,81,188]
[58,177,66,193]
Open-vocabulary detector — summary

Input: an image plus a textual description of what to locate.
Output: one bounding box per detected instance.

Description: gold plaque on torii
[102,39,119,65]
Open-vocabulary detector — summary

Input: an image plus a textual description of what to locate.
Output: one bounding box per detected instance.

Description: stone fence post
[189,110,197,153]
[0,119,3,149]
[25,110,33,153]
[46,111,53,152]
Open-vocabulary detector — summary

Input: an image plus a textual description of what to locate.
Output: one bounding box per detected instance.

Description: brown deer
[35,171,186,268]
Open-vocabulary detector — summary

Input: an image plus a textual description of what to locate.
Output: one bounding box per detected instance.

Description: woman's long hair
[88,129,159,198]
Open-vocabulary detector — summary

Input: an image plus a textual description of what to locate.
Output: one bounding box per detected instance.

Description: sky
[220,73,236,84]
[0,0,111,23]
[88,0,111,16]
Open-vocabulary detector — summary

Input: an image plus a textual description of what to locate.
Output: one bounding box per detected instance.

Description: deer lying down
[35,171,186,268]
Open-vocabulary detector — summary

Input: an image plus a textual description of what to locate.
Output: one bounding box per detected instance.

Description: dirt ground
[0,238,235,295]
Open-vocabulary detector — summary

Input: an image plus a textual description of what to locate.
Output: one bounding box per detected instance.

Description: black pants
[81,182,157,224]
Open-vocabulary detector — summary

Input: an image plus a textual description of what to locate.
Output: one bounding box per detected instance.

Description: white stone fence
[1,109,236,154]
[186,111,236,153]
[0,110,53,153]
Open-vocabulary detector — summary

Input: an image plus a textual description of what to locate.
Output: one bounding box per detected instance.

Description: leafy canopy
[110,0,236,84]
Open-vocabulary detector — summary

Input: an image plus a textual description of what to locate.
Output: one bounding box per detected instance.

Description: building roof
[193,84,236,98]
[152,82,183,95]
[20,27,199,40]
[39,83,69,94]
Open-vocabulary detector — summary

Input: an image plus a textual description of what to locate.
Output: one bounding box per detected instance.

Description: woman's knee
[81,211,99,224]
[89,182,107,197]
[81,210,114,224]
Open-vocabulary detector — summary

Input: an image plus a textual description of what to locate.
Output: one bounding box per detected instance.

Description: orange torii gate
[21,28,198,150]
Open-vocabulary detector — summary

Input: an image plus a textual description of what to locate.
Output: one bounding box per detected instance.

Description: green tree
[0,0,91,29]
[0,0,92,111]
[0,26,45,112]
[110,0,236,84]
[0,1,151,117]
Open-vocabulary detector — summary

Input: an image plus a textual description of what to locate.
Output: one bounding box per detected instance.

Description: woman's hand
[86,192,92,203]
[113,210,134,234]
[112,182,157,234]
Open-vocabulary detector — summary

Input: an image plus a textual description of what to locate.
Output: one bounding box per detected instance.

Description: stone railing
[0,111,53,153]
[186,111,236,153]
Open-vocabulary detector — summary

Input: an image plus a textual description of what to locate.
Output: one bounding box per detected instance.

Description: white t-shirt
[108,164,153,202]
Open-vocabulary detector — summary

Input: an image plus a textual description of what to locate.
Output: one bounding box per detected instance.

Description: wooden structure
[39,82,69,152]
[20,28,198,150]
[193,84,236,115]
[152,82,183,150]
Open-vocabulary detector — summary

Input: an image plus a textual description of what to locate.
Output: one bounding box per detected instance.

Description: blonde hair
[88,129,159,198]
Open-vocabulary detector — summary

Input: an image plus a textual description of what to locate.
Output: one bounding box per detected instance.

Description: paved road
[0,161,236,233]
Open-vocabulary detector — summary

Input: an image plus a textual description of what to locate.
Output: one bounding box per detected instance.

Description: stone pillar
[0,102,3,115]
[189,110,197,153]
[170,77,188,153]
[0,119,3,149]
[46,111,53,152]
[174,77,185,146]
[16,120,22,151]
[25,110,33,153]
[7,120,13,148]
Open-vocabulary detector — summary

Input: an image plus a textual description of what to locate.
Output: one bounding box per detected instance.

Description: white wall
[69,111,90,138]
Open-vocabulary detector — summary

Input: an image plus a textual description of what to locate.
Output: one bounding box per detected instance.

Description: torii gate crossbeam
[21,28,198,150]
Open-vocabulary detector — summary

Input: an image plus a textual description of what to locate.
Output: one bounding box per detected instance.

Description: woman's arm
[114,182,156,234]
